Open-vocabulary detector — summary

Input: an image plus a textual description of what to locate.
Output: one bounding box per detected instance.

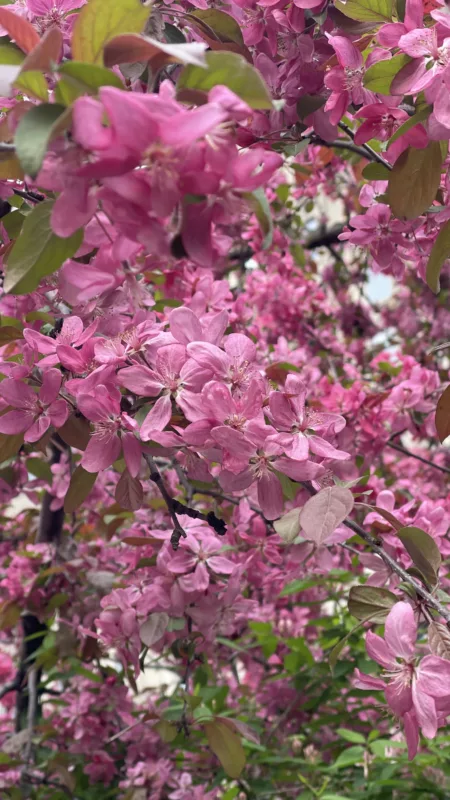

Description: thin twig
[143,454,226,549]
[387,441,450,476]
[301,482,450,624]
[338,122,392,170]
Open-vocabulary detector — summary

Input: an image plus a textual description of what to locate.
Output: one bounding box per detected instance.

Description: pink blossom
[78,385,141,474]
[354,602,450,758]
[0,369,68,442]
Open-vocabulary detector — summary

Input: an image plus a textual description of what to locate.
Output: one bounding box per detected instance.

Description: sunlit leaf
[4,200,83,294]
[72,0,149,65]
[177,51,272,109]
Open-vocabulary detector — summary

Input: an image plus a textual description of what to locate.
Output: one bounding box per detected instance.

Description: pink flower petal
[140,394,172,441]
[366,630,396,669]
[384,602,417,660]
[416,655,450,698]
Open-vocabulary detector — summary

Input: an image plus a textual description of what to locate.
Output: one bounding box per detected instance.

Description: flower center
[344,67,363,90]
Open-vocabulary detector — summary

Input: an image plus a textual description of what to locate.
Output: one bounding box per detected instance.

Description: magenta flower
[324,36,376,125]
[377,0,422,48]
[77,385,141,474]
[0,369,68,442]
[166,532,235,593]
[24,316,97,368]
[213,423,325,520]
[269,375,348,461]
[354,602,450,758]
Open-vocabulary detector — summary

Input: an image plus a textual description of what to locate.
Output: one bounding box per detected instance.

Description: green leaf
[204,720,246,778]
[0,42,24,65]
[189,9,244,45]
[2,210,24,239]
[334,0,393,22]
[154,719,177,743]
[329,613,381,672]
[388,104,431,146]
[58,60,124,92]
[0,432,23,463]
[177,51,272,109]
[333,745,365,768]
[14,69,48,100]
[64,466,97,513]
[4,200,83,294]
[362,162,391,181]
[387,141,443,219]
[14,103,65,178]
[348,585,397,623]
[337,728,366,744]
[363,54,410,93]
[243,188,273,248]
[397,526,441,586]
[72,0,149,65]
[426,218,450,294]
[26,457,52,483]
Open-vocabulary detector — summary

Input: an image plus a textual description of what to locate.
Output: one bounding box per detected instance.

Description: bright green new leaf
[244,188,273,248]
[0,42,23,65]
[362,162,391,181]
[387,141,443,219]
[14,69,48,100]
[204,720,246,778]
[59,61,124,92]
[64,466,98,514]
[72,0,150,65]
[337,728,366,744]
[177,51,272,109]
[333,745,365,768]
[397,526,441,586]
[14,103,65,178]
[426,218,450,294]
[335,0,393,22]
[363,54,411,93]
[4,200,84,294]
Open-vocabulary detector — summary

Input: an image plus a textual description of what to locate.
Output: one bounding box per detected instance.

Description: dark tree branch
[144,455,226,550]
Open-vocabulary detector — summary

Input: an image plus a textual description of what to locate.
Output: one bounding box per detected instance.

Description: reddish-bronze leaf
[435,385,450,443]
[0,8,40,54]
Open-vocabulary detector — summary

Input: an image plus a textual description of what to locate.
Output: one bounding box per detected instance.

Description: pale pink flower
[354,602,450,758]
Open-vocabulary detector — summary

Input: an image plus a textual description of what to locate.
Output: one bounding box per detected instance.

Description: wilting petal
[366,630,396,669]
[384,602,417,660]
[416,655,450,698]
